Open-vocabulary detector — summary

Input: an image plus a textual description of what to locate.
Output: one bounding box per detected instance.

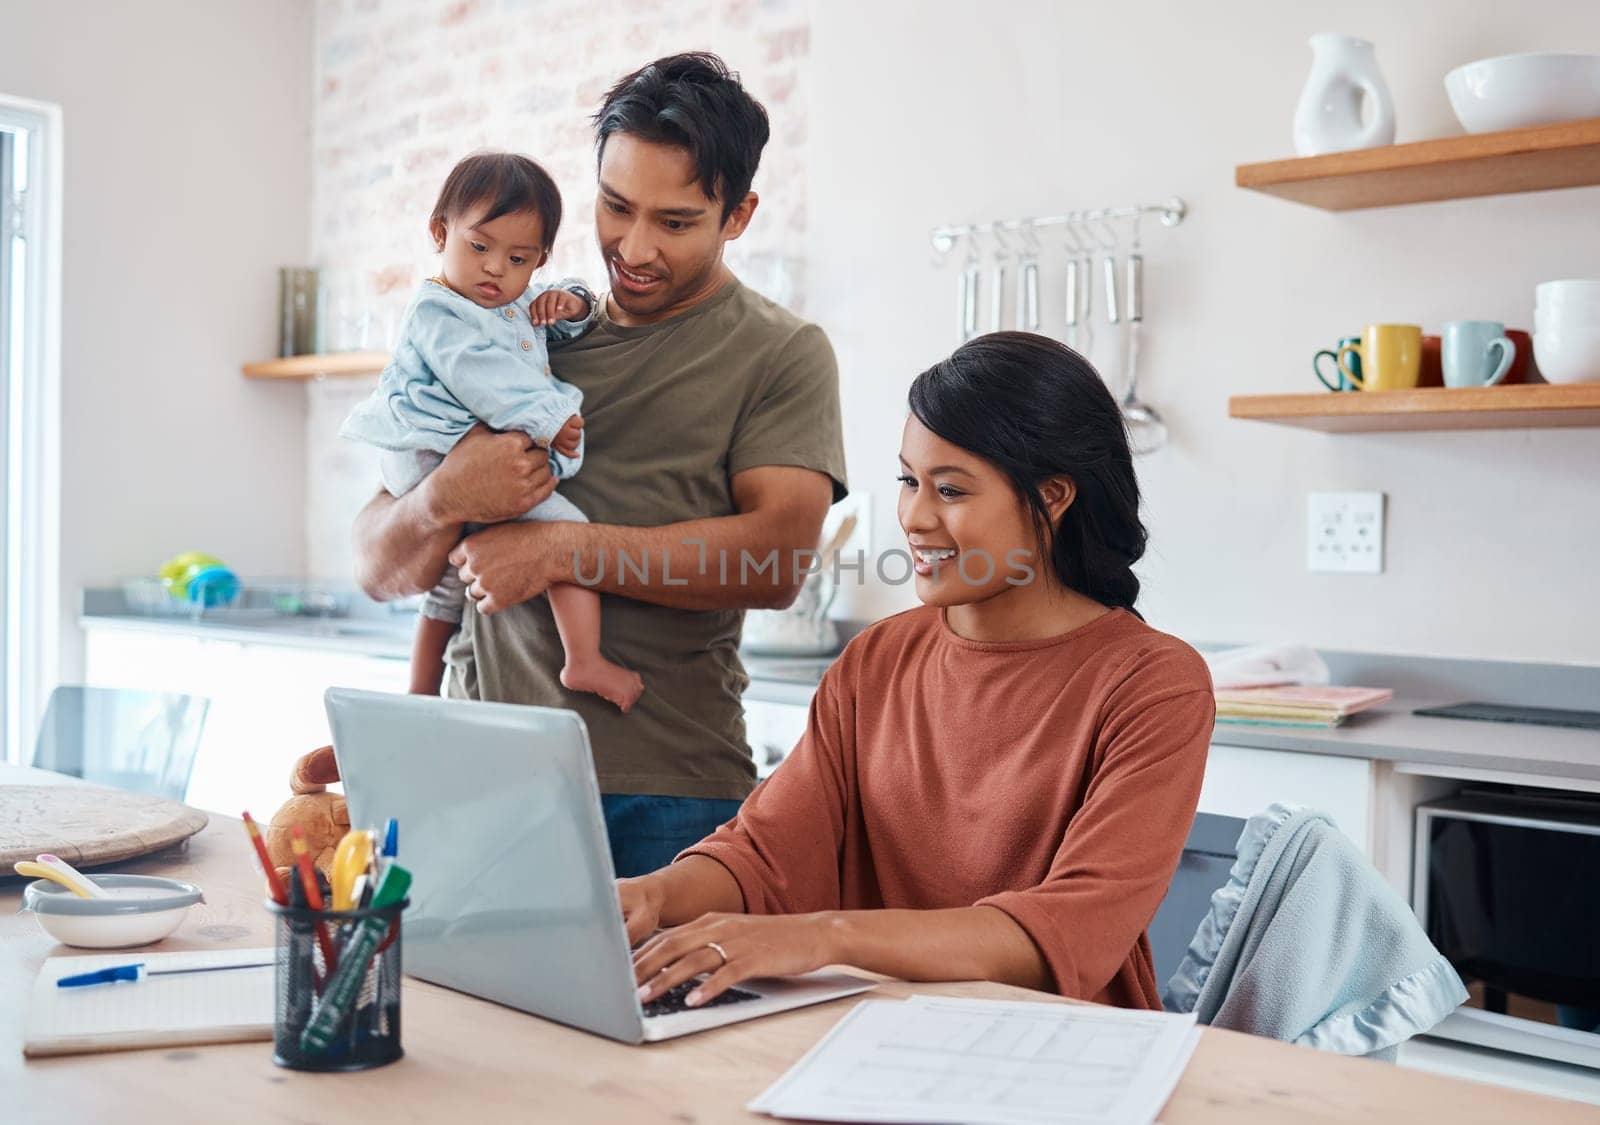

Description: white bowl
[1536,299,1600,316]
[1537,300,1600,317]
[1537,279,1600,305]
[1536,310,1600,331]
[1445,53,1600,134]
[1534,326,1600,383]
[23,874,203,948]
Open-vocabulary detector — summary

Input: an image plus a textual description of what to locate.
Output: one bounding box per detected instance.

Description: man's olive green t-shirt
[445,278,848,800]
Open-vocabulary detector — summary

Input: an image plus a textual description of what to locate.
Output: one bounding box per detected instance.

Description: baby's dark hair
[429,152,562,249]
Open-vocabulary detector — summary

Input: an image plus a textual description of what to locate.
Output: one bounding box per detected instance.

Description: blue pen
[57,961,272,988]
[381,817,398,859]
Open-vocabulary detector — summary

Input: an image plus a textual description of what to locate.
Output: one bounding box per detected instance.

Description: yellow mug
[1337,324,1422,391]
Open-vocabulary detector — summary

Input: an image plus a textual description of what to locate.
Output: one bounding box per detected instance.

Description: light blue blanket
[1163,803,1467,1060]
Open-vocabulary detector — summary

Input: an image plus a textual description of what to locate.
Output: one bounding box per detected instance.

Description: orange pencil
[240,811,289,905]
[290,827,338,972]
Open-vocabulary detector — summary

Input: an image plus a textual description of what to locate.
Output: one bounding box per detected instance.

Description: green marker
[299,861,411,1055]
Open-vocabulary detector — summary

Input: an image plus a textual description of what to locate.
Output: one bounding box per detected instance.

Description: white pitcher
[1292,34,1396,156]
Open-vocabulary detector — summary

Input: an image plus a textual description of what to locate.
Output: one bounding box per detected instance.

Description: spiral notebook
[24,948,275,1057]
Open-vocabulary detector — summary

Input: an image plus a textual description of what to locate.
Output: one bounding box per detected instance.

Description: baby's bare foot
[561,657,644,713]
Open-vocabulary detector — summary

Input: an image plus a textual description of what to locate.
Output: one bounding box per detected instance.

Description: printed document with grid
[749,994,1200,1125]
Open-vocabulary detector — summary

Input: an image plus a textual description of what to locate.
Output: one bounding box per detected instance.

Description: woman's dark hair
[908,332,1148,614]
[592,52,770,222]
[430,152,562,249]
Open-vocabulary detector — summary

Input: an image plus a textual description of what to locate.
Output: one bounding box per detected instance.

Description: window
[0,96,61,765]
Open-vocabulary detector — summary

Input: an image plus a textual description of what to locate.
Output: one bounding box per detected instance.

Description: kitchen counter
[82,587,415,661]
[1212,698,1600,785]
[82,592,1600,782]
[82,588,840,692]
[750,656,1600,791]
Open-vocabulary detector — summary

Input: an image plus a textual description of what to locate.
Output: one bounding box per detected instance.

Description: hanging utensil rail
[929,197,1187,254]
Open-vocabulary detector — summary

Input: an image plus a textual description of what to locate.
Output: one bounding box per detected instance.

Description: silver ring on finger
[706,940,728,967]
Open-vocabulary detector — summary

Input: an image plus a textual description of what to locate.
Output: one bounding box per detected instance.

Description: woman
[622,332,1215,1011]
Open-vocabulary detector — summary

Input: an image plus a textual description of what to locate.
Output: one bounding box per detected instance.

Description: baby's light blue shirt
[340,277,593,478]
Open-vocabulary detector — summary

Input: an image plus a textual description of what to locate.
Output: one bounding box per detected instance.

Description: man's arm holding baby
[449,466,833,615]
[352,424,557,601]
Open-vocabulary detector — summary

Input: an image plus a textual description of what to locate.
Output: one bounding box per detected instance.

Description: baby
[341,152,643,712]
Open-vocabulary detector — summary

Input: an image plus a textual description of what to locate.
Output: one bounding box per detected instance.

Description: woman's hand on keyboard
[631,913,837,1009]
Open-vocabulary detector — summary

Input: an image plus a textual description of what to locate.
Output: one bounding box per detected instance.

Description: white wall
[808,0,1600,664]
[0,1,314,680]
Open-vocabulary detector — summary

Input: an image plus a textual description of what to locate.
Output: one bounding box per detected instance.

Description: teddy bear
[264,744,347,884]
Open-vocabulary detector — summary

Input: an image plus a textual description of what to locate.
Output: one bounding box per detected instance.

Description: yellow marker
[329,828,375,911]
[14,860,95,898]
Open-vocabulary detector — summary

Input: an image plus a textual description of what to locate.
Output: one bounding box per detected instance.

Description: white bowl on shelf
[1445,53,1600,134]
[1536,309,1600,331]
[1535,299,1600,318]
[1536,279,1600,306]
[1534,326,1600,383]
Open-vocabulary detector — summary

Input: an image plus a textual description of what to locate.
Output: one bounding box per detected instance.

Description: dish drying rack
[120,578,353,622]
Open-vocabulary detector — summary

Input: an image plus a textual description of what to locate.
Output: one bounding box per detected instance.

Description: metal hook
[1058,216,1085,256]
[988,222,1015,260]
[1087,213,1119,252]
[1019,221,1042,256]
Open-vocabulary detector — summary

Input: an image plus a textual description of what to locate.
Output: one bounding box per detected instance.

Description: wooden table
[3,765,1593,1124]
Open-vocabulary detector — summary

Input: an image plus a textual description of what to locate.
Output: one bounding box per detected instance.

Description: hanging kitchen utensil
[988,224,1011,334]
[1071,217,1095,360]
[1064,257,1081,349]
[1087,214,1122,389]
[959,233,981,342]
[1015,223,1041,333]
[1062,217,1086,351]
[1120,220,1167,455]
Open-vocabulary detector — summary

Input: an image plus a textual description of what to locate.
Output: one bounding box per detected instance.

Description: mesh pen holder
[267,897,406,1071]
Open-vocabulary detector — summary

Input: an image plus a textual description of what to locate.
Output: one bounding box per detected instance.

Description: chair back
[1148,812,1247,990]
[1161,803,1467,1060]
[32,685,209,802]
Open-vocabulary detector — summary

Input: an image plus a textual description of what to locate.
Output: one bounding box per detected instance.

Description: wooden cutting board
[0,783,209,869]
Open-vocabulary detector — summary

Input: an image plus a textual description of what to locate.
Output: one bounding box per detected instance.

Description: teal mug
[1442,320,1515,388]
[1314,336,1361,391]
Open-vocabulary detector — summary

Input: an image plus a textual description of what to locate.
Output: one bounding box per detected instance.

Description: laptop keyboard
[642,979,762,1018]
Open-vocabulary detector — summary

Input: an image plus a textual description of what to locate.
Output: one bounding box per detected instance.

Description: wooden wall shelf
[242,352,390,380]
[1229,383,1600,433]
[1235,117,1600,211]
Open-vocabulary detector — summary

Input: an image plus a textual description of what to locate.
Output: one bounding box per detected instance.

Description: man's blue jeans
[600,794,745,879]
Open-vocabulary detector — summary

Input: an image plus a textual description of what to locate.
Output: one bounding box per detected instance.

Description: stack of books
[1214,685,1393,728]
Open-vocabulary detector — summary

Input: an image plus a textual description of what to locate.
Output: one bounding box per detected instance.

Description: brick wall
[305,0,812,579]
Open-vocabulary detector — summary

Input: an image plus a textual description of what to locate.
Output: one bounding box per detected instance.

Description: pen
[300,861,412,1055]
[240,811,289,905]
[57,961,273,988]
[372,818,399,954]
[289,827,338,972]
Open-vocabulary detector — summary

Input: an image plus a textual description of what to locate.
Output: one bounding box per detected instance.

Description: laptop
[324,688,873,1043]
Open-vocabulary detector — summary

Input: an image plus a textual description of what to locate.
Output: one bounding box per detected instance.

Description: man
[352,53,847,877]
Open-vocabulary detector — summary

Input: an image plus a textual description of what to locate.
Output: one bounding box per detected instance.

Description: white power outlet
[1307,492,1385,574]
